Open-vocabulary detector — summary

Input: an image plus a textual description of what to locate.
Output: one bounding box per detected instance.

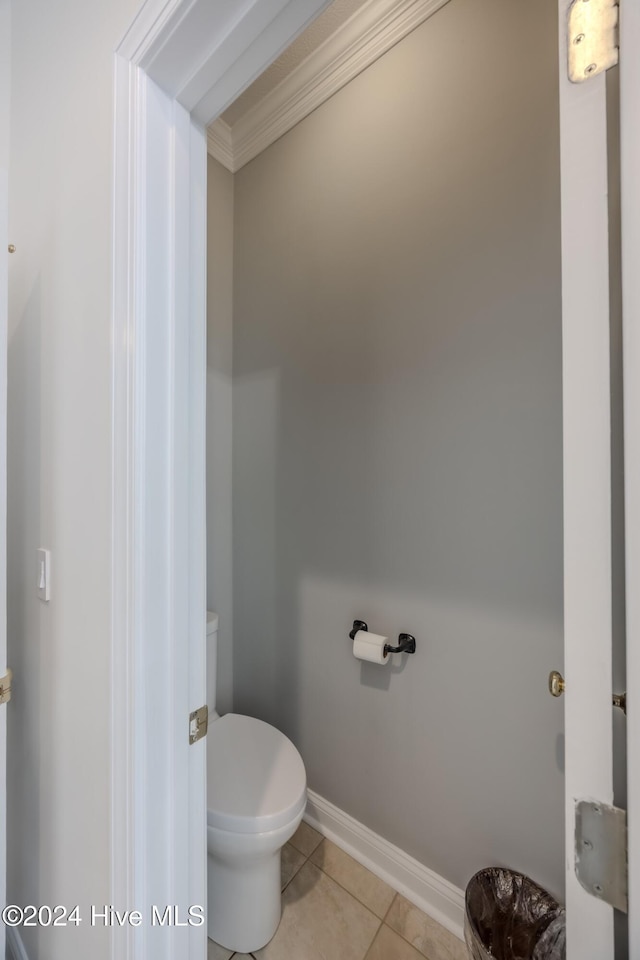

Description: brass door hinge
[568,0,619,83]
[0,668,12,705]
[189,705,208,745]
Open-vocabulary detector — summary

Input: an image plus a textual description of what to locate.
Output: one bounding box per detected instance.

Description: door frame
[0,2,9,958]
[111,1,640,958]
[111,2,331,958]
[557,2,614,954]
[558,2,640,954]
[621,1,640,950]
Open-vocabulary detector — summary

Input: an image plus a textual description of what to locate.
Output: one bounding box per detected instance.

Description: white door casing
[557,0,617,957]
[111,1,634,958]
[111,2,331,959]
[0,0,9,956]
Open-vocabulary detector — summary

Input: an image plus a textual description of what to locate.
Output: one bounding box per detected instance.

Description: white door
[0,1,9,956]
[558,1,631,957]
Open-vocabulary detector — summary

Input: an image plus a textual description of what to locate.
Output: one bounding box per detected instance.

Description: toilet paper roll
[352,630,389,665]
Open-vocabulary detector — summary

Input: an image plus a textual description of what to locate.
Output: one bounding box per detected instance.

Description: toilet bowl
[206,614,307,953]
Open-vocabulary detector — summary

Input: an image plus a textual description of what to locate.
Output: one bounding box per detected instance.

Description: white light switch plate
[37,548,51,602]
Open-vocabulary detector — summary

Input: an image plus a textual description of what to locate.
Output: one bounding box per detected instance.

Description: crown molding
[207,119,234,171]
[207,0,451,173]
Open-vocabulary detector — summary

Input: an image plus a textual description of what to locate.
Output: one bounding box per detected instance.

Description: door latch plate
[189,705,208,745]
[567,0,619,83]
[575,800,627,912]
[0,668,11,705]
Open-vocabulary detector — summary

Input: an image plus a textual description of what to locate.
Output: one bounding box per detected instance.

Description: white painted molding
[207,120,234,172]
[112,52,210,960]
[118,0,333,124]
[557,0,614,953]
[304,790,465,942]
[6,928,29,960]
[621,3,640,952]
[111,2,332,958]
[207,0,451,172]
[117,0,185,65]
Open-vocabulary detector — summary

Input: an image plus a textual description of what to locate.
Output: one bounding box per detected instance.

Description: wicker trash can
[464,868,566,960]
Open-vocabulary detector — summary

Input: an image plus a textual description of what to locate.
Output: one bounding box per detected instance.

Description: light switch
[37,548,51,602]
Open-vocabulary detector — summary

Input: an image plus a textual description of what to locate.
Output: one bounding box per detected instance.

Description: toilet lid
[207,714,307,834]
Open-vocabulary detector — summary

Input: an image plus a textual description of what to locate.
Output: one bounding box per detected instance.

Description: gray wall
[207,155,235,714]
[230,0,564,895]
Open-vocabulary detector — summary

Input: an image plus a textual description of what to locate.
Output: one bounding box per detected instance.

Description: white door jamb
[111,3,330,958]
[620,0,640,949]
[557,0,614,956]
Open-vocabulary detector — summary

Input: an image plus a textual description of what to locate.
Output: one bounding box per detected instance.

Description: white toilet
[206,612,307,954]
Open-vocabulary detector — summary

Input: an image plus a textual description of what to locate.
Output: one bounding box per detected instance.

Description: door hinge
[567,0,619,83]
[189,705,208,745]
[0,668,11,705]
[575,800,627,912]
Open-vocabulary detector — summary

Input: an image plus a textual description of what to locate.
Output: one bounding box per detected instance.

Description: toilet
[206,612,307,953]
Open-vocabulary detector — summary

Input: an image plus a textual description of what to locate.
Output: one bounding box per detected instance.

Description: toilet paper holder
[348,620,416,656]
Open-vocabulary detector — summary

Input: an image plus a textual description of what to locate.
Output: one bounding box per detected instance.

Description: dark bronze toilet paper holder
[385,633,416,656]
[348,620,416,656]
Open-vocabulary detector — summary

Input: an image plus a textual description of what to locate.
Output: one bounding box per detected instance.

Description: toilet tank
[207,611,219,720]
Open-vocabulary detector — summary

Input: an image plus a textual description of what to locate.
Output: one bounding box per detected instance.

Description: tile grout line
[286,840,383,960]
[382,891,398,923]
[380,897,452,960]
[309,840,397,924]
[365,917,385,960]
[231,835,445,960]
[309,859,391,924]
[286,836,387,954]
[281,838,318,892]
[284,849,384,960]
[377,891,441,960]
[220,833,456,960]
[300,841,442,960]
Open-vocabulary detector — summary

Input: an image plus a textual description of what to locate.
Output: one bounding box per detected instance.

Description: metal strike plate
[567,0,619,83]
[575,800,627,912]
[0,668,11,705]
[189,705,208,745]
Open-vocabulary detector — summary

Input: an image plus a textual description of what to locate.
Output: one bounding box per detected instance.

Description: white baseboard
[6,928,29,960]
[304,790,465,942]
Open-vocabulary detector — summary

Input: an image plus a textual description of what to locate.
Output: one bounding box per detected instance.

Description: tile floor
[208,822,468,960]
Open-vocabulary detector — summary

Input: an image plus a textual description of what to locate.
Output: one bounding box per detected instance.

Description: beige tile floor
[208,823,468,960]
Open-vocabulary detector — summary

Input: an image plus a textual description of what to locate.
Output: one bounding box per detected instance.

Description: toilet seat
[207,714,306,835]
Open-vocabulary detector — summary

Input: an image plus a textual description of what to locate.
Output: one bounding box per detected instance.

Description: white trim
[117,0,334,122]
[304,790,465,943]
[0,4,9,955]
[621,1,640,951]
[111,52,138,960]
[112,7,213,955]
[6,928,29,960]
[112,55,209,960]
[557,1,614,956]
[111,3,332,959]
[116,0,187,65]
[207,0,452,172]
[207,120,234,172]
[109,1,635,957]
